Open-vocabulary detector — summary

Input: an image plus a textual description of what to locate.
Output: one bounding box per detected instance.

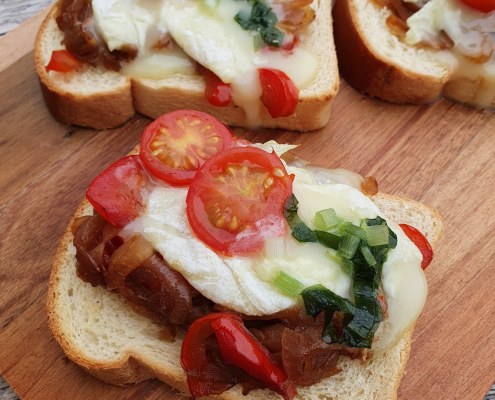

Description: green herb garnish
[273,270,304,297]
[284,198,398,348]
[234,0,285,48]
[284,195,317,242]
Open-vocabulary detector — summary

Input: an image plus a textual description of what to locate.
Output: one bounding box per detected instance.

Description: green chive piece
[363,224,389,246]
[338,234,361,259]
[360,245,377,266]
[326,249,354,276]
[273,270,304,297]
[339,222,367,240]
[314,208,341,231]
[315,230,341,250]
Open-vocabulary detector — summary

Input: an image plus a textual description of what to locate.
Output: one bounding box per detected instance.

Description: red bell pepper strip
[211,315,297,400]
[399,224,434,270]
[181,313,297,400]
[45,50,81,73]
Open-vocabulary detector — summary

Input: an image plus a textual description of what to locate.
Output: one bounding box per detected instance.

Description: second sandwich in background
[35,0,339,131]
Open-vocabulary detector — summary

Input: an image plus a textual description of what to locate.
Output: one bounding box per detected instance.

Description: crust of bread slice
[332,0,453,104]
[35,2,338,131]
[47,190,442,400]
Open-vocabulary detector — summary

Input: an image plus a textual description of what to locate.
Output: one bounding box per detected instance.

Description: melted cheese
[92,0,319,125]
[125,143,427,352]
[405,0,495,107]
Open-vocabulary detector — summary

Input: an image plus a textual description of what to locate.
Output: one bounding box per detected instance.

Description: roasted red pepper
[400,224,433,269]
[181,313,297,400]
[45,49,82,73]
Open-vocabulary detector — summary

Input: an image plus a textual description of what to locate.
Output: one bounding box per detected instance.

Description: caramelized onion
[106,234,154,290]
[281,322,340,386]
[123,254,194,326]
[273,0,315,33]
[72,214,108,286]
[361,176,379,196]
[56,0,137,71]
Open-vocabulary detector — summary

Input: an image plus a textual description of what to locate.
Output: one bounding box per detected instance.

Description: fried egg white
[125,143,426,352]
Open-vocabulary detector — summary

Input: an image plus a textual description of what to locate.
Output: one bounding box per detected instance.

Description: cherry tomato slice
[86,155,149,228]
[186,147,293,255]
[461,0,495,12]
[139,110,235,185]
[45,50,81,73]
[197,65,233,107]
[399,224,434,270]
[259,68,299,118]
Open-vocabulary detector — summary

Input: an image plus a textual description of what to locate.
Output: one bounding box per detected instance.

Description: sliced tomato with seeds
[45,49,81,73]
[259,68,299,118]
[399,224,434,270]
[139,110,235,185]
[186,147,293,255]
[86,155,149,228]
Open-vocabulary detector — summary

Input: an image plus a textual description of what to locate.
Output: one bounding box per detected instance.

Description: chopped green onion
[314,208,342,231]
[339,222,367,240]
[360,245,377,266]
[284,195,317,243]
[338,234,361,259]
[315,230,341,250]
[362,224,389,246]
[326,249,354,276]
[273,270,304,297]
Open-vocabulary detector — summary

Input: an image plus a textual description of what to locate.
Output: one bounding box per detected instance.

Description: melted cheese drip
[126,143,427,352]
[92,0,319,125]
[405,0,495,107]
[92,0,195,79]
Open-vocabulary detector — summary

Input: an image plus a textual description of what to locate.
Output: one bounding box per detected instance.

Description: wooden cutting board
[1,10,494,400]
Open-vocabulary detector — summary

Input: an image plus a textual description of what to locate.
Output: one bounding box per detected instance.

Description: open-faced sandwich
[47,110,442,399]
[333,0,495,108]
[35,0,338,131]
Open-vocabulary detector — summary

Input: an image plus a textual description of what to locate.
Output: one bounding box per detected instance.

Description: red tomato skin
[186,147,293,255]
[198,66,233,107]
[45,50,81,73]
[461,0,495,12]
[211,316,297,400]
[399,224,434,269]
[86,155,148,228]
[139,110,235,186]
[259,68,299,118]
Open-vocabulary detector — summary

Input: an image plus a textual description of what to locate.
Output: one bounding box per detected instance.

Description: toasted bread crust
[332,0,448,104]
[34,5,135,129]
[35,2,338,131]
[47,185,442,399]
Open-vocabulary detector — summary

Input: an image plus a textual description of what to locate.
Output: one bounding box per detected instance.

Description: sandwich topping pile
[375,0,495,106]
[47,0,318,123]
[71,110,434,399]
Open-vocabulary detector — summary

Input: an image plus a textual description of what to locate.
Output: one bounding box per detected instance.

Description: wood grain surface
[1,7,495,400]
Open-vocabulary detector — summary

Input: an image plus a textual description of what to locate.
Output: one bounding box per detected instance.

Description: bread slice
[332,0,451,104]
[332,0,495,108]
[47,191,442,400]
[34,2,338,131]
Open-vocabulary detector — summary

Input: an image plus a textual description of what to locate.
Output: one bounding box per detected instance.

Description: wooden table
[1,2,495,400]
